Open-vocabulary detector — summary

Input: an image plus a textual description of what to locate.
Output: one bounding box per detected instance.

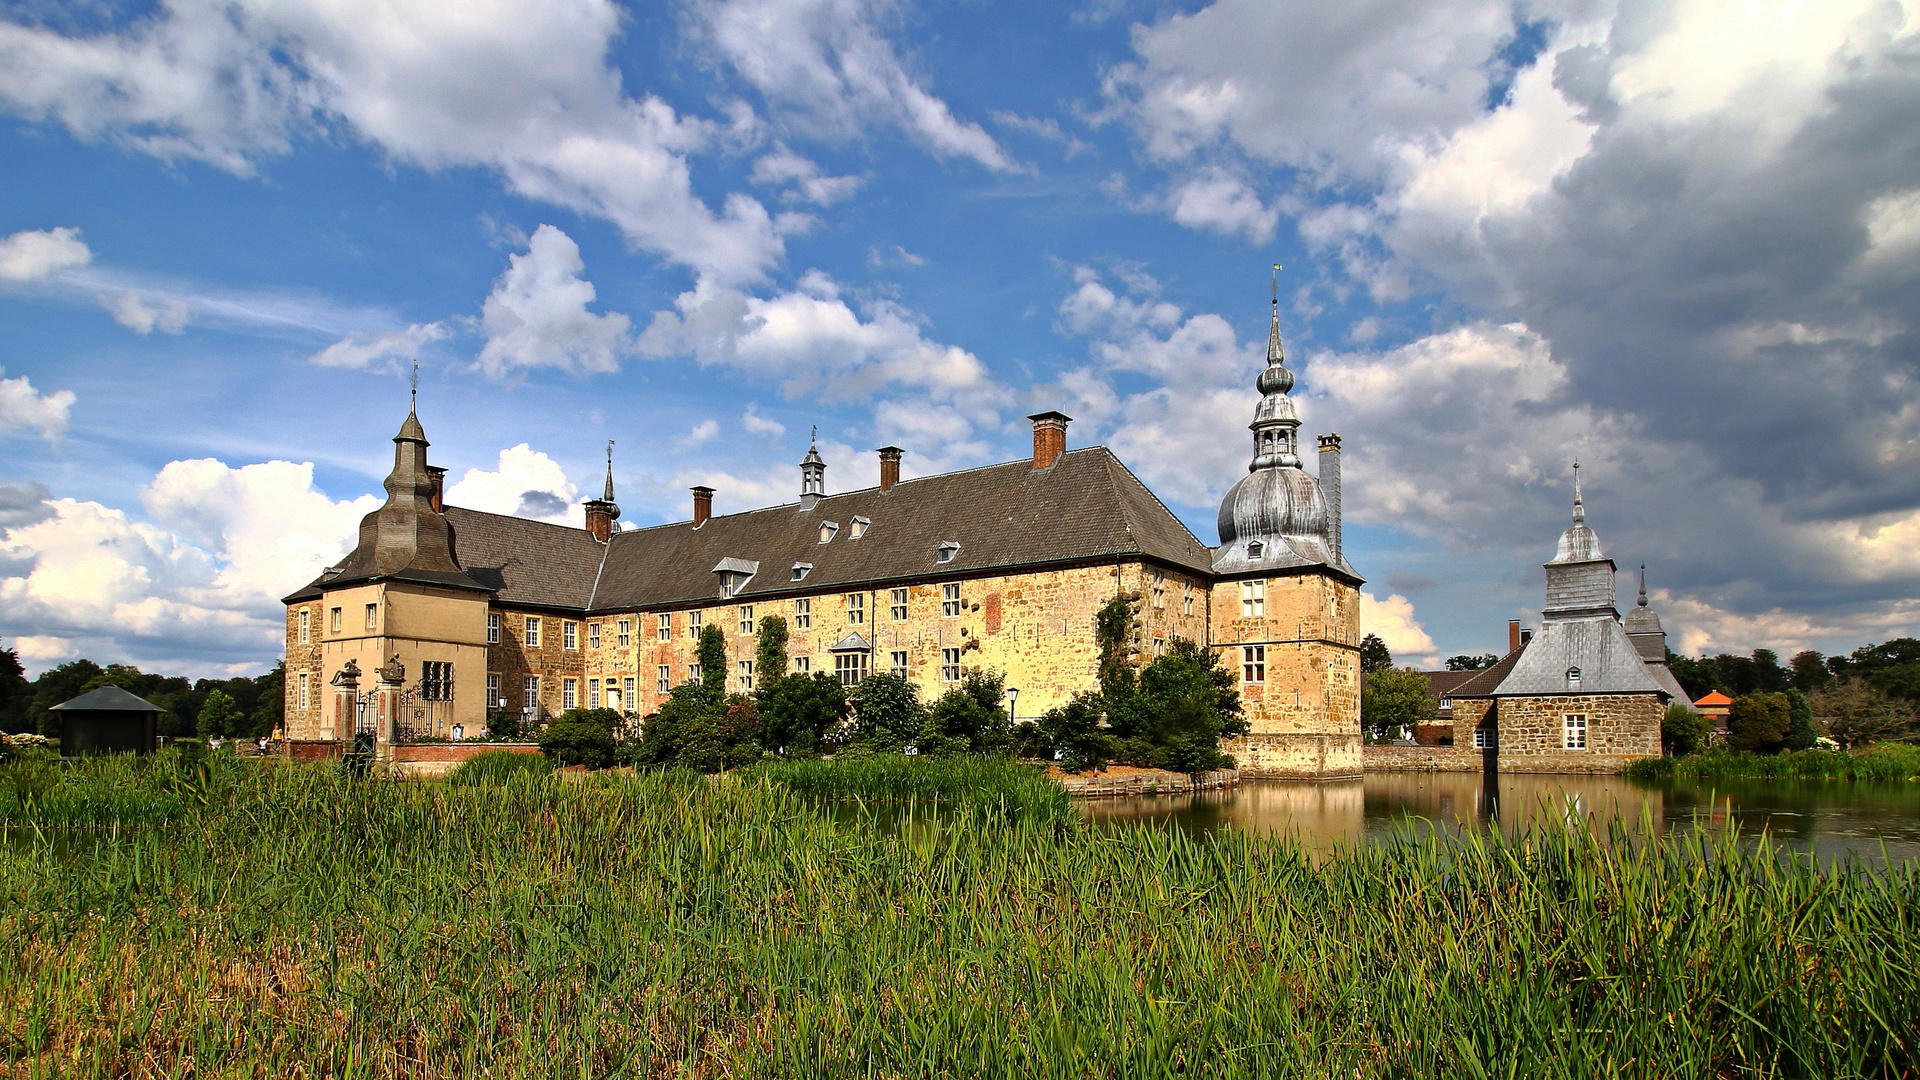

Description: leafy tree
[635,684,711,766]
[755,615,789,682]
[1094,595,1140,701]
[846,673,925,752]
[1361,667,1435,741]
[0,643,30,734]
[248,662,285,738]
[1007,719,1050,760]
[1789,650,1830,693]
[1727,692,1790,754]
[1037,692,1110,773]
[1660,701,1712,757]
[1445,654,1499,671]
[196,689,240,739]
[1124,639,1247,773]
[538,707,619,768]
[1667,650,1715,701]
[1810,680,1918,748]
[1785,689,1817,751]
[921,670,1010,756]
[697,624,727,703]
[30,659,105,737]
[755,671,847,756]
[1359,634,1393,674]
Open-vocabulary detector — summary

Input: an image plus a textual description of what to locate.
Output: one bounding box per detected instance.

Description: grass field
[1627,743,1920,782]
[1,751,1915,1077]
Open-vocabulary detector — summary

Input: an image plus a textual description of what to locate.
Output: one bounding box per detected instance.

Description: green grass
[444,748,554,786]
[744,753,1070,821]
[0,756,1915,1077]
[1628,743,1920,782]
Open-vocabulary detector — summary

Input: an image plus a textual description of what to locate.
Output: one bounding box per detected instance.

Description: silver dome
[1216,468,1336,567]
[1553,523,1602,563]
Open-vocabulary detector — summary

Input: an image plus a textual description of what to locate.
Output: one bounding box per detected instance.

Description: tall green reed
[1629,743,1920,782]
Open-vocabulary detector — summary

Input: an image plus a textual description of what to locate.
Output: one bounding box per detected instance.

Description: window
[588,623,601,649]
[850,516,869,539]
[524,677,540,710]
[1182,582,1195,617]
[836,652,868,687]
[795,656,810,674]
[1247,541,1264,558]
[298,609,310,643]
[331,607,342,633]
[623,677,635,706]
[792,563,813,581]
[422,661,453,701]
[563,622,578,650]
[891,588,909,621]
[365,603,378,631]
[941,648,962,682]
[739,606,754,634]
[613,619,627,647]
[936,541,960,564]
[487,673,500,708]
[846,593,865,625]
[589,680,601,708]
[1150,570,1165,609]
[657,666,671,693]
[891,650,908,678]
[1153,637,1165,658]
[486,613,499,644]
[563,679,577,710]
[298,673,309,710]
[739,659,754,691]
[941,583,962,617]
[1241,580,1265,618]
[525,618,541,648]
[689,611,702,638]
[608,679,623,712]
[819,521,839,544]
[1564,714,1588,750]
[1566,666,1582,689]
[688,663,702,683]
[795,598,811,629]
[1242,645,1266,683]
[1473,728,1494,750]
[1438,696,1453,710]
[658,614,672,641]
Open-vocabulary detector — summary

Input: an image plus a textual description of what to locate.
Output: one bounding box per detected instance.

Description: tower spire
[1572,460,1584,525]
[799,424,826,508]
[603,440,616,502]
[1638,563,1648,608]
[410,358,419,414]
[1266,263,1285,366]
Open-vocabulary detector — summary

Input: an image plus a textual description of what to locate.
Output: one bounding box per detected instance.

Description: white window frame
[1182,582,1194,617]
[589,680,601,708]
[891,650,909,678]
[588,623,601,649]
[937,541,960,564]
[486,612,499,644]
[657,666,671,693]
[891,588,909,621]
[524,677,541,710]
[486,673,500,708]
[941,648,962,682]
[1150,570,1165,609]
[617,619,631,647]
[794,598,811,629]
[331,606,342,634]
[365,603,378,631]
[819,521,839,544]
[846,593,865,625]
[525,617,541,648]
[298,672,309,710]
[850,516,870,539]
[563,621,578,650]
[795,656,810,674]
[562,679,577,711]
[836,652,867,687]
[658,614,672,641]
[1473,728,1494,750]
[689,611,703,638]
[688,663,702,683]
[739,659,754,691]
[739,606,755,634]
[941,583,961,618]
[1564,714,1588,750]
[298,608,310,644]
[1153,637,1165,658]
[792,562,812,581]
[1243,645,1266,683]
[1241,580,1265,618]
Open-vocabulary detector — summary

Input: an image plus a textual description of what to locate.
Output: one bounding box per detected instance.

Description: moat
[1080,772,1920,864]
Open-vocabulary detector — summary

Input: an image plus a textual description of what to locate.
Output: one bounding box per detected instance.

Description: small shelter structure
[48,685,165,756]
[1693,691,1733,737]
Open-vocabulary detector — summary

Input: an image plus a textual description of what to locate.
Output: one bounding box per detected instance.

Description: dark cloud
[1385,572,1438,592]
[0,480,53,528]
[515,490,569,518]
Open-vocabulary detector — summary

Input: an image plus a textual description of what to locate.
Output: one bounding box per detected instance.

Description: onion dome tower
[1213,272,1355,578]
[799,427,827,511]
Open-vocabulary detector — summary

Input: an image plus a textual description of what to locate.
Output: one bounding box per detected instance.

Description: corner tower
[1210,270,1364,779]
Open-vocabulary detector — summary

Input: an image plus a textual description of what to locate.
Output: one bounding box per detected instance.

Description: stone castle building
[283,296,1365,776]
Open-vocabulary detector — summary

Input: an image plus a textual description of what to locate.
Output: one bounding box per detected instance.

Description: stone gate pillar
[375,655,405,764]
[329,659,361,744]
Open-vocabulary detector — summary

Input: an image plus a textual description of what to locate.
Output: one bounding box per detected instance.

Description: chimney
[1317,433,1342,565]
[878,446,903,492]
[1027,411,1071,470]
[584,502,615,543]
[1521,627,1534,646]
[1508,619,1521,653]
[691,486,714,528]
[426,466,446,514]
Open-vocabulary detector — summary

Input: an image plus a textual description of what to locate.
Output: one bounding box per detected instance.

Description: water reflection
[1080,772,1920,864]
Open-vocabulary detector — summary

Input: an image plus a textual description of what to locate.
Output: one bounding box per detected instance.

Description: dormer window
[321,566,343,582]
[791,562,813,581]
[722,573,744,598]
[711,557,759,599]
[819,521,839,544]
[1247,541,1264,558]
[936,540,960,564]
[1566,666,1582,689]
[850,516,870,539]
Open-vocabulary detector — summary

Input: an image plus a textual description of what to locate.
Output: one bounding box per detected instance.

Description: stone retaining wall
[1362,744,1653,774]
[1058,768,1239,799]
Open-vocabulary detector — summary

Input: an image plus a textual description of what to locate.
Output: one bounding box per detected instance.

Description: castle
[282,292,1369,777]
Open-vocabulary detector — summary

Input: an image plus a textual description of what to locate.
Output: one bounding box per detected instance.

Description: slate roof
[1491,614,1666,697]
[1448,648,1526,698]
[49,685,165,713]
[1418,670,1482,699]
[443,507,606,610]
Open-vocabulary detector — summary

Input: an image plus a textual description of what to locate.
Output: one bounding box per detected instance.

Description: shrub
[846,674,925,753]
[538,708,620,768]
[1661,701,1713,757]
[921,671,1010,756]
[755,672,847,756]
[1728,692,1790,754]
[485,709,523,742]
[1037,692,1109,773]
[447,750,552,786]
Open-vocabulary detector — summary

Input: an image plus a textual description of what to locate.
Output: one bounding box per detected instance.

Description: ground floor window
[524,677,540,711]
[487,673,500,708]
[795,656,810,673]
[891,650,908,678]
[298,673,309,710]
[836,653,867,687]
[1564,713,1587,750]
[1473,728,1494,750]
[562,679,577,711]
[588,680,601,708]
[421,661,453,701]
[739,659,754,691]
[622,677,635,707]
[1242,645,1265,683]
[606,679,622,713]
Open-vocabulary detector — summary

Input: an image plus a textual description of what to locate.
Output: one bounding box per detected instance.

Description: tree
[538,708,619,768]
[1124,639,1247,773]
[755,671,847,756]
[1359,634,1393,674]
[249,662,285,738]
[1094,595,1140,701]
[0,643,30,734]
[921,670,1010,756]
[1785,689,1817,751]
[1038,692,1110,773]
[755,615,789,682]
[1661,701,1712,757]
[1789,650,1831,693]
[1727,692,1790,754]
[846,673,925,753]
[1667,650,1715,701]
[1446,654,1499,671]
[1361,667,1435,741]
[1811,680,1919,748]
[697,624,727,703]
[196,689,240,739]
[29,658,105,737]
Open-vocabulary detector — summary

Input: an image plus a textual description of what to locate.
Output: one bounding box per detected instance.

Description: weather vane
[410,358,419,411]
[1271,262,1281,304]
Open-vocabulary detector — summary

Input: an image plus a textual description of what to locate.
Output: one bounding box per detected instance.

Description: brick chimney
[1316,433,1341,565]
[877,446,903,492]
[584,502,616,542]
[1027,411,1071,469]
[691,486,714,528]
[426,466,446,514]
[1508,619,1521,653]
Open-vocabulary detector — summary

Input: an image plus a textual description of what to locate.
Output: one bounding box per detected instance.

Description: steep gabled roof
[1492,614,1665,697]
[1449,648,1526,698]
[444,507,608,610]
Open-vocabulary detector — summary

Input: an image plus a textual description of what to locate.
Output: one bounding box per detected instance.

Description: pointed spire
[1638,563,1648,608]
[603,440,617,502]
[799,424,826,505]
[1266,263,1285,366]
[1572,460,1585,525]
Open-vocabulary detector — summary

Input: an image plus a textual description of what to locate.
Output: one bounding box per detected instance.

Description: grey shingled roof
[1491,615,1665,697]
[1448,648,1526,698]
[589,447,1213,612]
[444,507,608,610]
[49,685,165,713]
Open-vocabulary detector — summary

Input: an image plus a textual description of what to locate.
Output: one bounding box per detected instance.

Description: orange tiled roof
[1693,691,1733,706]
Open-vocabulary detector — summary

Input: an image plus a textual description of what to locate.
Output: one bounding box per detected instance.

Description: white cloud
[692,0,1015,171]
[99,290,191,334]
[679,419,721,447]
[309,322,449,370]
[991,110,1093,157]
[0,226,91,282]
[741,404,786,436]
[1165,167,1277,243]
[750,144,864,205]
[0,0,784,283]
[1361,591,1437,668]
[476,225,632,377]
[443,443,580,525]
[0,368,76,441]
[866,243,926,268]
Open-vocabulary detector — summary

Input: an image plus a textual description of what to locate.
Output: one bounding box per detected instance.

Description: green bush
[446,750,553,786]
[1661,701,1713,757]
[921,671,1010,756]
[1728,692,1790,754]
[1037,693,1109,773]
[754,671,846,756]
[846,673,925,753]
[1627,743,1920,781]
[537,709,620,768]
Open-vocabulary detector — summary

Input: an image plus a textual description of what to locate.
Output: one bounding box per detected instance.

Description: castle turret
[584,440,621,542]
[799,428,826,511]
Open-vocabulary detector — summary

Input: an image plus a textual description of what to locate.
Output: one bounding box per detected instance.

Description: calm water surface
[1080,773,1920,865]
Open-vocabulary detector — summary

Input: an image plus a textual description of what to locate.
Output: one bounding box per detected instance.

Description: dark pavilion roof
[1445,648,1526,699]
[288,447,1214,613]
[49,685,165,713]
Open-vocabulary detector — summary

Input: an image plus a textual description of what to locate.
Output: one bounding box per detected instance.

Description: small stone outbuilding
[49,685,165,756]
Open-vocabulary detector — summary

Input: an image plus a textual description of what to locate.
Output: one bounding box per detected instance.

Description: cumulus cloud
[477,225,632,377]
[1361,591,1437,668]
[750,144,865,205]
[1165,168,1278,243]
[0,226,91,282]
[679,419,721,448]
[443,444,580,525]
[741,404,786,436]
[0,368,76,441]
[0,459,378,676]
[99,290,191,334]
[0,0,783,282]
[691,0,1015,171]
[309,322,449,370]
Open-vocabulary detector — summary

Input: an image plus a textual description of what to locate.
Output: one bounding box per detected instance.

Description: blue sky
[2,0,1918,677]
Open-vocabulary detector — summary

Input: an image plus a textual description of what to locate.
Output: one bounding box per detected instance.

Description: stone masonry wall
[1208,570,1362,778]
[489,609,588,724]
[283,603,325,739]
[1488,693,1662,773]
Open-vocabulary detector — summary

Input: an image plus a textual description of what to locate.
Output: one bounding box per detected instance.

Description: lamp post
[1006,687,1019,721]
